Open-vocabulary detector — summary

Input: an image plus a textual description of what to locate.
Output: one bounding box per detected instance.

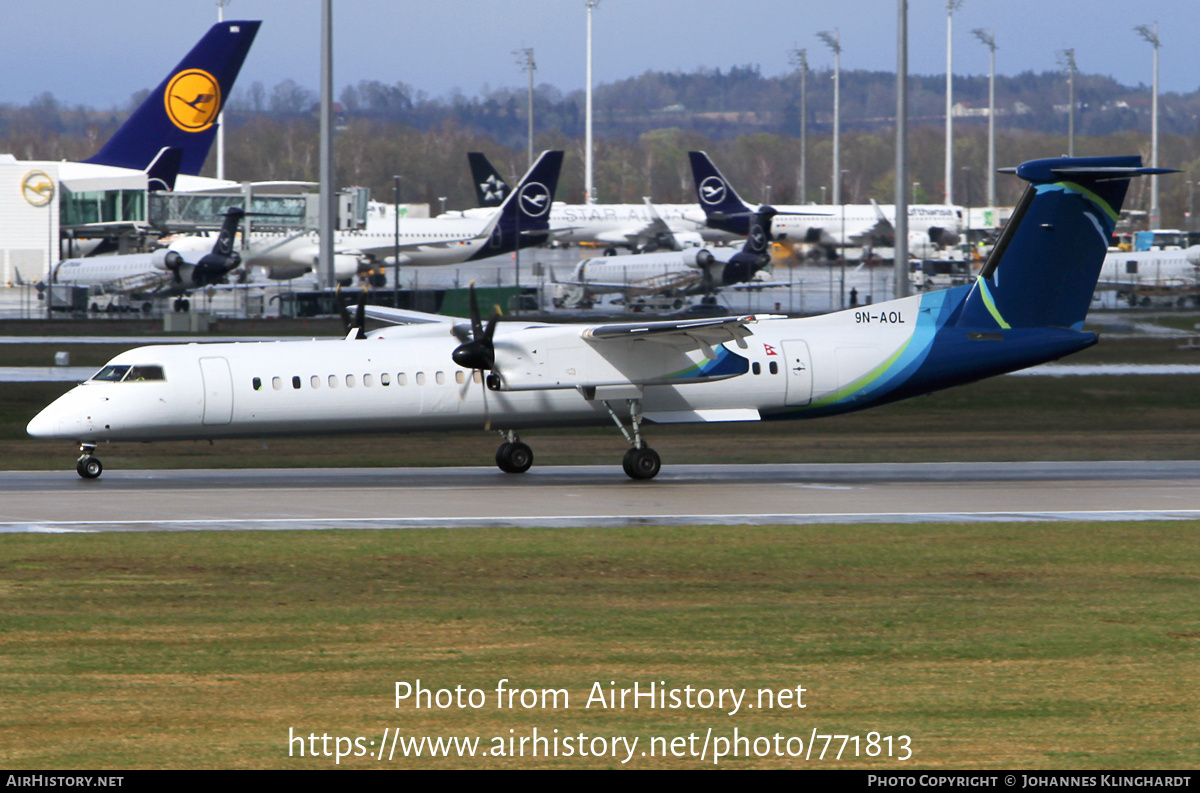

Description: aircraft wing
[581,314,784,356]
[363,305,458,325]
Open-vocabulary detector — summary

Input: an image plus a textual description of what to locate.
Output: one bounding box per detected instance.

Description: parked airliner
[28,156,1168,480]
[226,151,564,282]
[689,151,962,258]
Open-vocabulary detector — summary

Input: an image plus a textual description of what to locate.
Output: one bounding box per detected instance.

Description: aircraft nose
[26,404,64,439]
[26,390,89,440]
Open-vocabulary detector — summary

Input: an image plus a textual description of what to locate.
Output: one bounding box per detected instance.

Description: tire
[495,442,513,471]
[505,442,533,474]
[76,456,102,479]
[623,448,661,480]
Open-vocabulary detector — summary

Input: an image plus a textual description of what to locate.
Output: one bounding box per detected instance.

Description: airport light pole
[393,175,402,308]
[585,0,599,204]
[817,29,841,205]
[973,28,997,207]
[944,0,963,206]
[1135,22,1160,228]
[894,0,910,299]
[1058,48,1076,157]
[216,0,231,181]
[318,0,335,290]
[840,169,848,309]
[514,47,536,170]
[788,47,809,204]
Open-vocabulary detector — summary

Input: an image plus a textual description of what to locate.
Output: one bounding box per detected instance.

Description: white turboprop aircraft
[28,156,1169,480]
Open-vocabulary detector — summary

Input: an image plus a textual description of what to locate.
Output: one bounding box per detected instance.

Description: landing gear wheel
[496,441,533,474]
[622,447,660,480]
[76,455,102,479]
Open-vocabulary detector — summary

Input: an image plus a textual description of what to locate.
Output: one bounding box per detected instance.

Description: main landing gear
[490,399,662,480]
[605,399,660,480]
[76,443,102,479]
[495,431,534,474]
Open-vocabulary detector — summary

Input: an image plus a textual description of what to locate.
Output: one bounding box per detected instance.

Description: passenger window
[455,371,465,385]
[435,371,446,385]
[752,362,762,375]
[416,372,426,386]
[253,377,262,391]
[346,374,356,388]
[397,373,408,386]
[381,373,391,386]
[311,375,321,389]
[328,375,339,388]
[292,376,302,389]
[363,374,374,387]
[272,376,283,390]
[473,371,482,384]
[769,361,778,375]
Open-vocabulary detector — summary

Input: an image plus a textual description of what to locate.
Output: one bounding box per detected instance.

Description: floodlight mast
[514,47,536,169]
[216,0,232,180]
[1135,22,1160,228]
[944,0,963,206]
[817,29,841,205]
[1057,48,1076,158]
[788,47,808,204]
[894,0,909,299]
[974,28,997,208]
[585,1,599,204]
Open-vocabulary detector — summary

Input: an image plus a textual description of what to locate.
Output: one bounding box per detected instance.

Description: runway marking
[3,509,1200,533]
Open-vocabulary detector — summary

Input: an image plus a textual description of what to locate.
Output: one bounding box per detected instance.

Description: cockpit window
[127,366,165,381]
[89,364,165,382]
[91,365,130,382]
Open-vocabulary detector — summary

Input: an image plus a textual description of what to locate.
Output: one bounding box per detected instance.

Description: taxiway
[3,461,1199,532]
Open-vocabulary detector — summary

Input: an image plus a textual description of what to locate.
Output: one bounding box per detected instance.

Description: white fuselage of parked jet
[1098,246,1200,290]
[769,203,962,248]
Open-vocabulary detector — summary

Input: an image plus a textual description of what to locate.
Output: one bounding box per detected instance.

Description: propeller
[451,282,502,429]
[451,282,499,372]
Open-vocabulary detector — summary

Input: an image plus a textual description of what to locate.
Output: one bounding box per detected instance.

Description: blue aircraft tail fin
[85,20,261,176]
[494,150,562,231]
[468,152,510,207]
[473,151,563,257]
[956,156,1174,330]
[687,151,755,236]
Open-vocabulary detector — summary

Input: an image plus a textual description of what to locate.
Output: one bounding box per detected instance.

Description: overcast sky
[3,1,1196,109]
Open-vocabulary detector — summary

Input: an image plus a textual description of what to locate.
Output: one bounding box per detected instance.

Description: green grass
[1,524,1197,769]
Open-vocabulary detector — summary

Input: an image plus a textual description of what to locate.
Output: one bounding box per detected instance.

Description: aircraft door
[782,340,812,406]
[199,356,234,425]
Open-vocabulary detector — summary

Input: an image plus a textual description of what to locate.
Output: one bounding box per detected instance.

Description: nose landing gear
[76,443,102,479]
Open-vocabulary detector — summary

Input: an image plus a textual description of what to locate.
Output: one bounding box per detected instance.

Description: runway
[3,461,1200,532]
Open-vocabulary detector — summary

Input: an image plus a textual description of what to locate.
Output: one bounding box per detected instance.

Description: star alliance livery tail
[85,21,261,176]
[468,152,511,207]
[472,150,563,260]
